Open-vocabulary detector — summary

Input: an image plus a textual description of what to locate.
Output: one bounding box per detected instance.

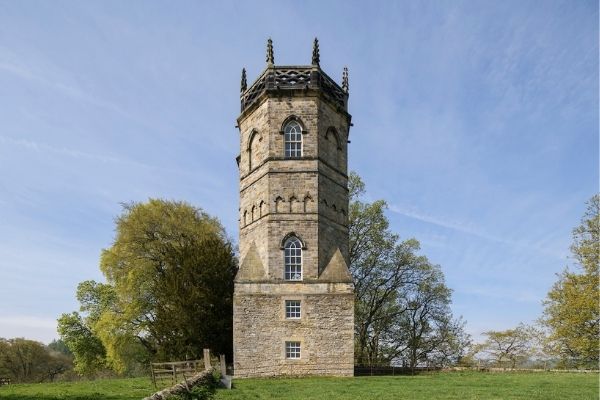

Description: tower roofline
[239,65,350,120]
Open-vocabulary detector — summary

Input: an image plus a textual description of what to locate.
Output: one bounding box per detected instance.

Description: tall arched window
[284,120,302,158]
[284,236,302,280]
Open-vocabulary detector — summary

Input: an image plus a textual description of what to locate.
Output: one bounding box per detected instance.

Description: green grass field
[0,371,597,400]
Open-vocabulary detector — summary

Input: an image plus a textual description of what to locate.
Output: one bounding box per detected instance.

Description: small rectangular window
[285,300,301,319]
[285,341,301,359]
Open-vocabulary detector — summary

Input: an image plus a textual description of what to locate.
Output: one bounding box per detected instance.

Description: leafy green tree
[57,312,107,376]
[383,266,471,368]
[542,195,599,369]
[47,339,72,356]
[60,199,237,373]
[349,172,468,367]
[349,172,413,364]
[0,338,72,383]
[474,324,535,369]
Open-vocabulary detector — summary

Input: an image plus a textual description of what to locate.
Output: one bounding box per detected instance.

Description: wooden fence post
[220,354,227,376]
[203,349,211,371]
[150,363,156,388]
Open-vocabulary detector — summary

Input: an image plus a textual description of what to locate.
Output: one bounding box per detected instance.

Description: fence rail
[354,365,599,376]
[150,359,205,387]
[150,349,214,388]
[354,365,441,376]
[149,349,232,389]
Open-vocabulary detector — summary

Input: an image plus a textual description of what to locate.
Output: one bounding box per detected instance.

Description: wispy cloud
[388,203,566,260]
[0,55,159,134]
[0,59,113,110]
[0,315,57,329]
[0,135,149,167]
[458,284,541,304]
[0,135,218,183]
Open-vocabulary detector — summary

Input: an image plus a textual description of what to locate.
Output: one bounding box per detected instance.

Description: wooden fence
[150,349,212,388]
[150,349,230,388]
[354,365,441,376]
[354,365,599,376]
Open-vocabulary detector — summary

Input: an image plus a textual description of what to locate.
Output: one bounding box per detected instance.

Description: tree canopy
[0,338,72,383]
[473,324,537,369]
[349,172,469,367]
[542,194,599,369]
[59,199,237,374]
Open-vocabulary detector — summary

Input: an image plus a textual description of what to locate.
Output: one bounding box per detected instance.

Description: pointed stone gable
[236,242,266,281]
[320,247,353,283]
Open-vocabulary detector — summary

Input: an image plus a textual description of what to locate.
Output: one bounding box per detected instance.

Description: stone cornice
[237,65,351,124]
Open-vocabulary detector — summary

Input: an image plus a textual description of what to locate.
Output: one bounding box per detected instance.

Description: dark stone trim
[240,212,349,232]
[241,156,348,182]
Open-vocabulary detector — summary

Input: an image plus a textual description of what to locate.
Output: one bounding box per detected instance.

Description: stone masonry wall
[233,283,354,377]
[234,88,354,377]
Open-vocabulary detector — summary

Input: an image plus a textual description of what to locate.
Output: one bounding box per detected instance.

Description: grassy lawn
[0,371,597,400]
[0,377,153,400]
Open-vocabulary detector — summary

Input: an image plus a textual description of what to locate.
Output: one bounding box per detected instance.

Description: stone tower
[233,38,354,377]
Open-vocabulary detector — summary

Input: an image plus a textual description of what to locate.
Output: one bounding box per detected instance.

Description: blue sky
[0,0,597,343]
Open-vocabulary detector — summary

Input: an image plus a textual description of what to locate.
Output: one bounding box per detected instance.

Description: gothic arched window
[284,120,302,158]
[284,236,302,280]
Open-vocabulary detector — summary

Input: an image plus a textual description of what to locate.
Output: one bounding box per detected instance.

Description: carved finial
[241,68,247,92]
[342,66,349,93]
[312,37,320,66]
[266,38,274,65]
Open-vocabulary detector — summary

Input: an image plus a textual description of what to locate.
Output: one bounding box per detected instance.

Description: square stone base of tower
[233,282,354,378]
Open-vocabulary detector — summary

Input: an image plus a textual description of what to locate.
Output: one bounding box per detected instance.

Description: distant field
[0,371,597,400]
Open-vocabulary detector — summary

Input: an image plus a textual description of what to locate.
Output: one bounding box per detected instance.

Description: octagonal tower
[233,39,354,377]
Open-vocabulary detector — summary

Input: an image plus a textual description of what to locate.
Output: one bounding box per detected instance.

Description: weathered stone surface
[234,58,354,378]
[233,289,354,377]
[236,242,266,281]
[320,248,353,283]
